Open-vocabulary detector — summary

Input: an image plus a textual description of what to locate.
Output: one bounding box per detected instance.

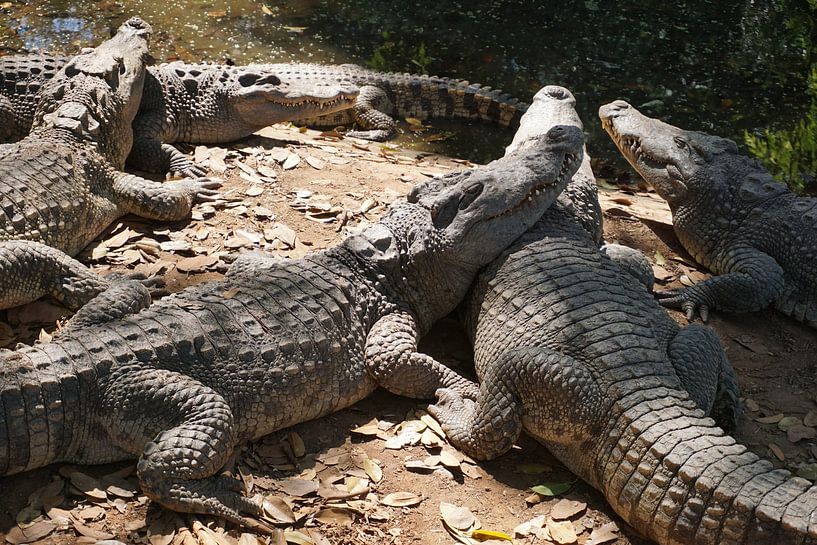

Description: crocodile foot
[655,286,711,322]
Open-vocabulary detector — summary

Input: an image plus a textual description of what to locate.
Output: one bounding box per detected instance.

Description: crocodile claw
[182,177,223,202]
[655,287,711,322]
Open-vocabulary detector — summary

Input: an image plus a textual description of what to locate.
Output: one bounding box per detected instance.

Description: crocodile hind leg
[0,240,110,310]
[111,172,222,221]
[428,346,602,460]
[98,363,262,524]
[667,323,741,429]
[365,310,479,399]
[126,138,208,179]
[60,279,157,334]
[345,85,396,141]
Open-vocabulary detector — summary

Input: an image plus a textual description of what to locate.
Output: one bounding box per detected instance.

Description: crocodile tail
[599,385,817,545]
[0,340,100,475]
[361,71,528,128]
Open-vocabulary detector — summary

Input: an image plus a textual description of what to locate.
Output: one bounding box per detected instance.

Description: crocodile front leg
[655,245,785,321]
[365,310,479,399]
[667,323,741,430]
[127,138,207,178]
[0,240,110,310]
[111,172,221,221]
[99,363,262,524]
[345,85,396,141]
[429,346,603,460]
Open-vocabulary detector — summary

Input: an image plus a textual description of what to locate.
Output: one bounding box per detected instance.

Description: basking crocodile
[278,63,528,141]
[0,125,583,524]
[0,19,221,311]
[600,100,817,327]
[1,56,360,177]
[428,87,817,545]
[3,56,527,161]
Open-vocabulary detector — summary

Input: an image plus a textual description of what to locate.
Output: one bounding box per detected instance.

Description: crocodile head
[37,16,152,166]
[348,124,582,328]
[599,100,741,208]
[229,70,359,128]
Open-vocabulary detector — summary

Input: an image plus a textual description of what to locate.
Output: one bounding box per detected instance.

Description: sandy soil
[0,122,814,545]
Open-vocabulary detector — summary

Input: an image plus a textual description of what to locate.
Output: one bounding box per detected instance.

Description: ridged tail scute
[371,73,528,127]
[600,385,817,545]
[0,339,104,476]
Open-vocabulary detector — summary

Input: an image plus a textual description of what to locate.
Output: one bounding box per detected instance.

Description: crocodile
[1,56,360,177]
[428,87,817,545]
[0,123,584,524]
[0,19,221,311]
[277,63,529,141]
[600,100,817,327]
[2,58,527,170]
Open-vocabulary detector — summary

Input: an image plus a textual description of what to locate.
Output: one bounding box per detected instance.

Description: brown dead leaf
[245,185,265,197]
[381,492,422,507]
[351,422,381,436]
[513,514,546,537]
[278,478,318,497]
[804,410,817,427]
[439,449,461,469]
[550,498,587,520]
[788,425,817,443]
[283,153,301,170]
[440,502,477,532]
[611,197,633,206]
[4,520,57,544]
[263,496,296,524]
[769,443,786,461]
[72,519,114,540]
[305,156,325,170]
[288,431,306,458]
[754,413,785,424]
[587,522,619,545]
[68,470,107,500]
[176,254,219,273]
[313,507,354,526]
[223,287,241,299]
[547,518,578,544]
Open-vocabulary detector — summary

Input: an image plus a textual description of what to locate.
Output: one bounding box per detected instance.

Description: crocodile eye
[458,182,483,210]
[673,136,687,149]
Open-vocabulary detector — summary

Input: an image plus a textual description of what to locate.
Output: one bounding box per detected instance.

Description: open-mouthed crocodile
[0,18,219,311]
[0,123,583,526]
[427,87,815,545]
[600,100,817,327]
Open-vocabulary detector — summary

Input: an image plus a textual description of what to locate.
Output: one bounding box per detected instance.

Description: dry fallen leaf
[283,153,301,170]
[381,491,422,507]
[4,520,57,544]
[804,410,817,427]
[547,518,578,544]
[587,521,619,545]
[550,498,587,520]
[313,507,354,526]
[754,413,785,424]
[263,495,296,524]
[440,502,477,532]
[278,478,318,497]
[769,443,786,461]
[513,514,546,537]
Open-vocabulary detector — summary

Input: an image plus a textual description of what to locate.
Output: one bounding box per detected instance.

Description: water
[1,0,814,174]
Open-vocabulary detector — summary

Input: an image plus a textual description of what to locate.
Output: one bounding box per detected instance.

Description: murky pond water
[1,0,814,178]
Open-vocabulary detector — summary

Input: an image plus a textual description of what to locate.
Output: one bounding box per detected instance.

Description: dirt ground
[0,121,815,545]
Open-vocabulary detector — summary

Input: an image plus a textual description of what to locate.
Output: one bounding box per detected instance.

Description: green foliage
[367,32,433,74]
[744,4,817,192]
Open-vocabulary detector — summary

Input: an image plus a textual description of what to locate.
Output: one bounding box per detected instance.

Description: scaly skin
[0,124,583,525]
[426,87,813,545]
[0,21,220,311]
[0,57,360,177]
[0,59,527,173]
[600,100,817,327]
[280,63,528,141]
